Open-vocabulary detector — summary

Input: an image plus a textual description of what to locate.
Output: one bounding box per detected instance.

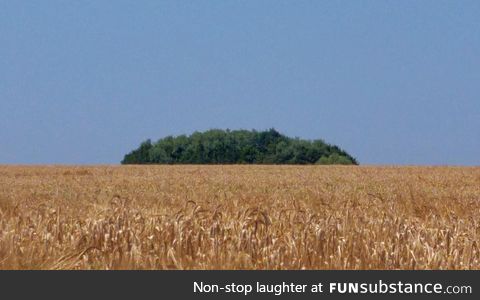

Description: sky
[1,1,479,165]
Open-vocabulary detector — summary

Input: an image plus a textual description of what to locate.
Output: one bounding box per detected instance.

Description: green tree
[121,129,358,165]
[121,139,153,164]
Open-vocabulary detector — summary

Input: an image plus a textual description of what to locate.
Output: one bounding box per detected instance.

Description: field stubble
[0,165,479,270]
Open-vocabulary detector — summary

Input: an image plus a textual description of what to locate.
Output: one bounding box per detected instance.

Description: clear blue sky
[1,1,479,165]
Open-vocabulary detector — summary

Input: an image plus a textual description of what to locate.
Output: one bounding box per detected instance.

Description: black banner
[0,271,477,299]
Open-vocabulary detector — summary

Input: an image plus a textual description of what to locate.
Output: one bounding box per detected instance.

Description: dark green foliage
[121,139,153,164]
[121,129,358,165]
[316,153,354,165]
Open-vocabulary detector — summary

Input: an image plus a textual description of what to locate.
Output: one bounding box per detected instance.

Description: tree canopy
[121,129,357,165]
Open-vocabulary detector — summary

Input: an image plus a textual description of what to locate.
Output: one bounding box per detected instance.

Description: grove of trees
[121,129,357,165]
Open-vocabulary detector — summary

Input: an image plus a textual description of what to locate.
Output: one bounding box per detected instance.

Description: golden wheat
[0,165,479,270]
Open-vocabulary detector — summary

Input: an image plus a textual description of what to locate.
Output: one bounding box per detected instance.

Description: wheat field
[0,165,479,270]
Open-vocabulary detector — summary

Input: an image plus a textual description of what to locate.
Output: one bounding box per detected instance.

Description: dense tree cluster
[121,129,357,165]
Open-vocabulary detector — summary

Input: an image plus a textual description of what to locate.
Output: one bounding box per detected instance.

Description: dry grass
[0,165,479,270]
